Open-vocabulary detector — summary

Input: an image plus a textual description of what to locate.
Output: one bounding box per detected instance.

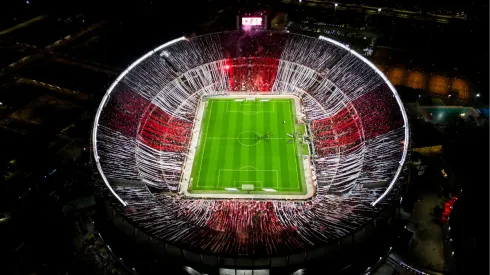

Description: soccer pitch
[187,97,308,196]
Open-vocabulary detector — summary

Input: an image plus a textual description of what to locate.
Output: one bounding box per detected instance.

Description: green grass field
[188,98,308,195]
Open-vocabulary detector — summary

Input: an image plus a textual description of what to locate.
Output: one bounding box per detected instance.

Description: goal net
[242,184,254,191]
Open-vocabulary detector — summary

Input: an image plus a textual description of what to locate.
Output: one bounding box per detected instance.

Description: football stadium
[93,31,410,274]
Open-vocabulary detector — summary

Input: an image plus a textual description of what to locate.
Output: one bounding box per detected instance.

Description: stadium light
[318,35,410,207]
[160,50,170,58]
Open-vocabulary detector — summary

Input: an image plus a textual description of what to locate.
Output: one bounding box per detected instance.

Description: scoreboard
[237,13,267,30]
[242,17,262,27]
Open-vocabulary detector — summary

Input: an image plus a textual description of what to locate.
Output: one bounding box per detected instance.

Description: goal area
[242,184,254,191]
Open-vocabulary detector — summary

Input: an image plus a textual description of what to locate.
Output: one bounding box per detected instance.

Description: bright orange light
[386,68,405,86]
[405,71,427,90]
[451,79,470,100]
[429,75,450,95]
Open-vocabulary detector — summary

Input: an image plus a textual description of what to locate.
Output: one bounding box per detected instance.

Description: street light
[334,3,338,20]
[376,8,382,26]
[335,3,338,7]
[473,93,480,107]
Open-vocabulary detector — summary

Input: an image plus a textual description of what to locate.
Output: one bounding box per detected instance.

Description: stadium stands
[93,31,409,266]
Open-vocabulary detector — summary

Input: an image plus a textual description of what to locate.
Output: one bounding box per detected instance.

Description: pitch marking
[225,101,276,115]
[217,169,278,189]
[195,100,213,187]
[194,99,303,192]
[287,101,302,189]
[236,131,261,146]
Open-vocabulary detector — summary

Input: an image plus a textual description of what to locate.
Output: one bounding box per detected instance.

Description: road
[0,21,105,78]
[282,0,464,23]
[0,15,48,36]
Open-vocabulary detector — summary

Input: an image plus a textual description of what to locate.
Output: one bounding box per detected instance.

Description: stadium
[92,31,410,274]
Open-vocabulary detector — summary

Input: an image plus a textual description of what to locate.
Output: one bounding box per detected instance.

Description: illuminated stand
[92,30,410,273]
[237,13,267,30]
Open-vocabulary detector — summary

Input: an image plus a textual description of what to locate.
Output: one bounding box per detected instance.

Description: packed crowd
[108,185,394,256]
[307,87,405,194]
[311,104,362,156]
[100,86,149,137]
[138,104,192,152]
[225,57,279,92]
[309,86,404,155]
[94,31,408,256]
[351,87,404,140]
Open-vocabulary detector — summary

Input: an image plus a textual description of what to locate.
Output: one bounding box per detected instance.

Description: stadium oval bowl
[93,31,409,273]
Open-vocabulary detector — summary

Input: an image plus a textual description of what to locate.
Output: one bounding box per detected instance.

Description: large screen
[242,17,263,26]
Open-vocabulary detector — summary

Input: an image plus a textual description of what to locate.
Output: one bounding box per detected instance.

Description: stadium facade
[92,31,410,274]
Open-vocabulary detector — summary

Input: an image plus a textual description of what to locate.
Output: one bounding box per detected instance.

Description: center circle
[237,131,261,146]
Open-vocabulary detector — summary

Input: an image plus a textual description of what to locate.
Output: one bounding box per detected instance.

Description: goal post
[218,170,278,188]
[242,184,255,191]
